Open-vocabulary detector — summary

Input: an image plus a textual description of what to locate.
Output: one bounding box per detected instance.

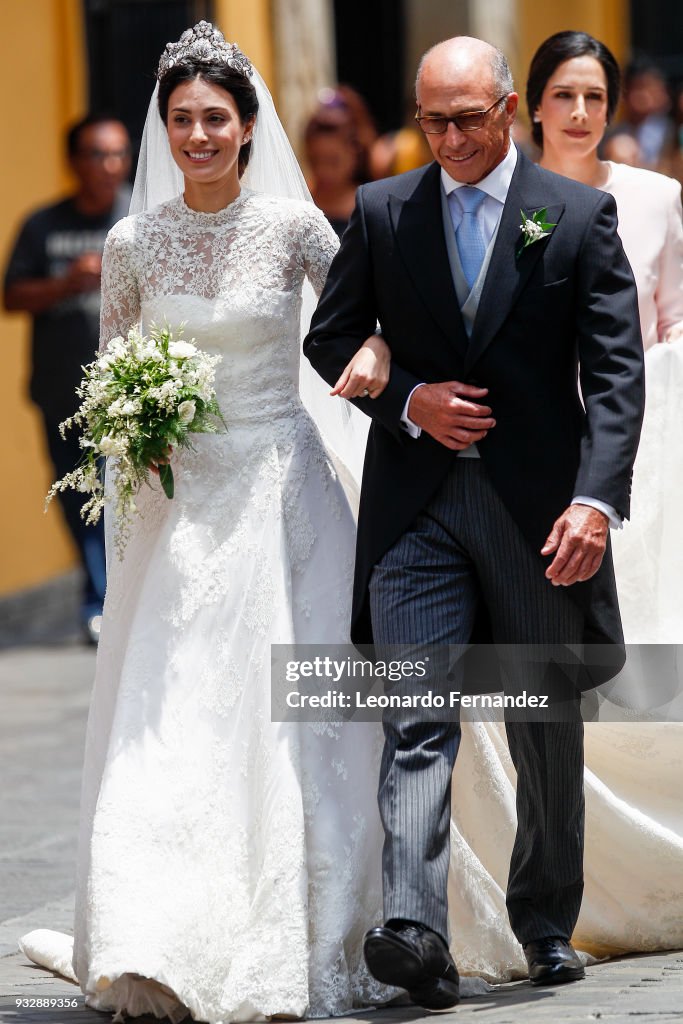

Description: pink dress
[601,161,683,350]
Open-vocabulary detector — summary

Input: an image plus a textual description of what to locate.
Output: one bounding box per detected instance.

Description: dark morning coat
[304,150,645,684]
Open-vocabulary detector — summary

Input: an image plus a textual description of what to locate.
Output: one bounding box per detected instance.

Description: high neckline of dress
[173,188,252,225]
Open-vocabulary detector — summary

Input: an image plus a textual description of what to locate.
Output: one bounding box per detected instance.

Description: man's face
[416,57,518,184]
[70,122,131,206]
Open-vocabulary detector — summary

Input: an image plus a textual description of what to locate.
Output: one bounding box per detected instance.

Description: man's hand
[408,381,495,450]
[149,445,173,476]
[63,252,102,294]
[542,505,609,586]
[4,252,103,315]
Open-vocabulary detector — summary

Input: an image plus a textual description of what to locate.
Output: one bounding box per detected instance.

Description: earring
[533,115,541,123]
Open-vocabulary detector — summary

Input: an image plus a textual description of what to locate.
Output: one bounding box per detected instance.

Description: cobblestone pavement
[1,646,682,1024]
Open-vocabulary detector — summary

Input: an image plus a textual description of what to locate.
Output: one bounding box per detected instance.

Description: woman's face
[535,55,609,158]
[166,76,253,186]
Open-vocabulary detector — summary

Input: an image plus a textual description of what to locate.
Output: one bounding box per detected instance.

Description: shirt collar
[441,141,518,205]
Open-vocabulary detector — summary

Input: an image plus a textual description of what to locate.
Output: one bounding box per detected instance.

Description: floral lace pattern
[69,191,390,1021]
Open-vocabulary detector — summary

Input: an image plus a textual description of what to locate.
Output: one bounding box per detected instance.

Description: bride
[20,21,396,1023]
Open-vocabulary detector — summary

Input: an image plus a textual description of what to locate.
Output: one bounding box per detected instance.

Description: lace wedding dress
[48,190,388,1022]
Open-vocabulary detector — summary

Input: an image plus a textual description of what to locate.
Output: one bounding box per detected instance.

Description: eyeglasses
[75,148,131,163]
[415,95,508,134]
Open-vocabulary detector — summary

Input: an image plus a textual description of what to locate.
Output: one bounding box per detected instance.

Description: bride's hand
[330,333,391,399]
[149,446,173,476]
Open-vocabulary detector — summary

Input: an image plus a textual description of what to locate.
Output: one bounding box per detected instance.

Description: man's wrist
[400,383,426,438]
[571,495,622,530]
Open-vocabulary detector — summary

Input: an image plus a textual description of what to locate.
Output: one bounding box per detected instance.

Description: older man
[305,37,644,1007]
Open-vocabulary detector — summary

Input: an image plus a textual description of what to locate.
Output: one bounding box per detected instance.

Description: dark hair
[67,113,128,158]
[157,59,258,176]
[526,31,621,148]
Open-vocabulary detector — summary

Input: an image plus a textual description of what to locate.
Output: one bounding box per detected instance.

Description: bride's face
[166,77,253,186]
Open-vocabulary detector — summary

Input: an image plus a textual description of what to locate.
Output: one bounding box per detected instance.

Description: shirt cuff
[400,384,425,438]
[571,495,623,530]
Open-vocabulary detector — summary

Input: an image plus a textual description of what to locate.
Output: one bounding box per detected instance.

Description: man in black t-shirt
[4,114,131,643]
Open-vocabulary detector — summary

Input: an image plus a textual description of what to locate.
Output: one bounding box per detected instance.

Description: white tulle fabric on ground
[64,191,389,1022]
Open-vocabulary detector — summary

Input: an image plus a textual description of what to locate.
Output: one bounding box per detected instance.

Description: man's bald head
[414,36,518,185]
[416,37,513,101]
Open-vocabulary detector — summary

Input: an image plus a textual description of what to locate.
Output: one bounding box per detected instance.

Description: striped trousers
[369,459,585,946]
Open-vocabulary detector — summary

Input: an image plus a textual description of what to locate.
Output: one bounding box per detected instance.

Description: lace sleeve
[298,205,340,297]
[99,218,141,352]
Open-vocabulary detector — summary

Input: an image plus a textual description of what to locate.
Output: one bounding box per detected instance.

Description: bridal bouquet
[47,323,224,555]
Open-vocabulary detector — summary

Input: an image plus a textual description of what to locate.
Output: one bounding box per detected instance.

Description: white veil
[129,65,369,496]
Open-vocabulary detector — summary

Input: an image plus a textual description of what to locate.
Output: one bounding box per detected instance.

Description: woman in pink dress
[529,30,683,644]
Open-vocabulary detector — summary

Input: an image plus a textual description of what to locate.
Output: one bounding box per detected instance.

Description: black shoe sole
[364,932,460,1010]
[410,976,460,1010]
[529,963,585,986]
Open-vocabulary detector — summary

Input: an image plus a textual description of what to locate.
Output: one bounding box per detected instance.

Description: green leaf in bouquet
[159,463,175,499]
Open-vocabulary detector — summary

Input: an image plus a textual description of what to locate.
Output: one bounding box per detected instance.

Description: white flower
[106,336,127,358]
[168,340,198,359]
[521,219,545,241]
[98,434,127,457]
[121,399,142,416]
[177,400,196,426]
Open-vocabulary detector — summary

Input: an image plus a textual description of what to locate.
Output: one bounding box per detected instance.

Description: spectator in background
[369,100,432,179]
[608,58,673,168]
[658,81,683,185]
[3,113,131,644]
[304,87,374,237]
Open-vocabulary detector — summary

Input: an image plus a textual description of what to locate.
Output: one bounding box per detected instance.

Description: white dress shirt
[398,143,620,528]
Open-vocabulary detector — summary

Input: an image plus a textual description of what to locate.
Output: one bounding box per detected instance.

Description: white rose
[168,341,198,359]
[98,434,125,456]
[177,400,196,426]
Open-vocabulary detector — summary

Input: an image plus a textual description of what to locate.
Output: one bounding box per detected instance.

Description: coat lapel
[389,163,469,360]
[464,152,565,374]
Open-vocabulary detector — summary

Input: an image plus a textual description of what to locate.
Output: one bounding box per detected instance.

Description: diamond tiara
[157,21,253,80]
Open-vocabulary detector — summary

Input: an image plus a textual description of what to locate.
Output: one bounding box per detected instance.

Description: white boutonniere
[517,208,557,258]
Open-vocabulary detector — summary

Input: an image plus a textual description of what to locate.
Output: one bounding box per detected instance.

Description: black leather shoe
[364,922,460,1010]
[524,937,585,985]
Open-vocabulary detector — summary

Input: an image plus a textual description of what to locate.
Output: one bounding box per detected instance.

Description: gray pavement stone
[1,646,682,1023]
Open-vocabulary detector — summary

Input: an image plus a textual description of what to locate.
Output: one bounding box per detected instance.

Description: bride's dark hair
[157,58,259,176]
[526,31,621,148]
